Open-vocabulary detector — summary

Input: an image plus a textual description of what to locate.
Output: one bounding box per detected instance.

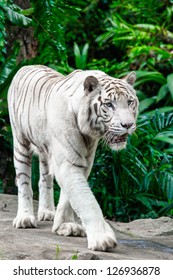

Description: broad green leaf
[3,5,32,27]
[154,135,173,145]
[159,202,173,216]
[135,71,166,86]
[165,148,173,154]
[81,43,89,69]
[20,7,34,16]
[74,42,80,58]
[96,32,113,45]
[157,84,169,102]
[74,42,89,69]
[82,43,89,57]
[139,97,156,113]
[136,70,164,79]
[165,173,173,200]
[129,46,170,60]
[0,57,16,85]
[74,42,81,69]
[167,73,173,100]
[134,23,160,31]
[144,107,173,116]
[136,195,153,210]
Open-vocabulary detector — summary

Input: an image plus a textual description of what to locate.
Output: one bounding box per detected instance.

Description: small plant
[55,244,61,260]
[73,42,89,69]
[0,250,6,260]
[71,251,79,260]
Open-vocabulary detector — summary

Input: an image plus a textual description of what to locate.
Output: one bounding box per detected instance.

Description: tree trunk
[6,0,38,63]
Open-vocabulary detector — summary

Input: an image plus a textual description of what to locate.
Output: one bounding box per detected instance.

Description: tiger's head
[82,72,138,151]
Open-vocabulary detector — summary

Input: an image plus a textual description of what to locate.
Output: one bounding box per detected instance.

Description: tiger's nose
[121,122,133,129]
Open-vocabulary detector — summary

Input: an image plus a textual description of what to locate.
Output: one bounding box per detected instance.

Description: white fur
[8,66,138,251]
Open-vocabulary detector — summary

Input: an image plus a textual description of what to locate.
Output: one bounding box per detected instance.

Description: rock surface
[0,194,173,260]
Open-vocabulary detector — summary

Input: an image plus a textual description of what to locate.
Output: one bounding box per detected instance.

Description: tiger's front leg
[52,189,86,237]
[53,162,117,251]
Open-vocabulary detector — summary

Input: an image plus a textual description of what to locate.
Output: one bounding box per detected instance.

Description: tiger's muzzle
[105,123,136,150]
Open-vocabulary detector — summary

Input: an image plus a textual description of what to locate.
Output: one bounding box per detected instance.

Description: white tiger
[8,65,138,251]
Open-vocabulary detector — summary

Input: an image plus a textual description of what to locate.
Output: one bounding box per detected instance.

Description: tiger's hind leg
[52,189,86,237]
[38,156,55,221]
[13,137,36,228]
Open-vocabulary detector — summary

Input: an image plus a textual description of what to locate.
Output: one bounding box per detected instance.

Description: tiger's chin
[110,141,127,151]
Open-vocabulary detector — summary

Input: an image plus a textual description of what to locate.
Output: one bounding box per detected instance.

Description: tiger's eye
[128,100,133,106]
[105,102,113,108]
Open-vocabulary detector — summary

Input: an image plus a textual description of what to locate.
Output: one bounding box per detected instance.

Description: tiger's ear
[84,76,99,94]
[123,71,136,86]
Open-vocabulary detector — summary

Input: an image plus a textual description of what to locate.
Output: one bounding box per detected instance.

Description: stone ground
[0,194,173,260]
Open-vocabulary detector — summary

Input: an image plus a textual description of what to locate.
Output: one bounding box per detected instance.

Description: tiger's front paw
[53,222,86,237]
[87,222,117,251]
[13,214,37,228]
[38,209,54,221]
[88,234,117,251]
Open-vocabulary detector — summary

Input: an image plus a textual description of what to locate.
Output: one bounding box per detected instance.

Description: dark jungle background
[0,0,173,222]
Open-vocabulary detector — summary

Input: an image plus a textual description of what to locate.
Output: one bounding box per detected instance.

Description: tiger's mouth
[105,132,128,147]
[110,133,128,144]
[106,132,128,151]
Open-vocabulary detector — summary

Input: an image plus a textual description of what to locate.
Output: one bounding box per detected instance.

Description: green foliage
[96,0,173,77]
[55,244,61,260]
[0,2,6,64]
[167,73,173,100]
[30,0,67,65]
[0,0,32,107]
[135,70,173,114]
[73,42,89,69]
[71,251,79,260]
[1,2,32,26]
[0,250,6,260]
[0,0,173,220]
